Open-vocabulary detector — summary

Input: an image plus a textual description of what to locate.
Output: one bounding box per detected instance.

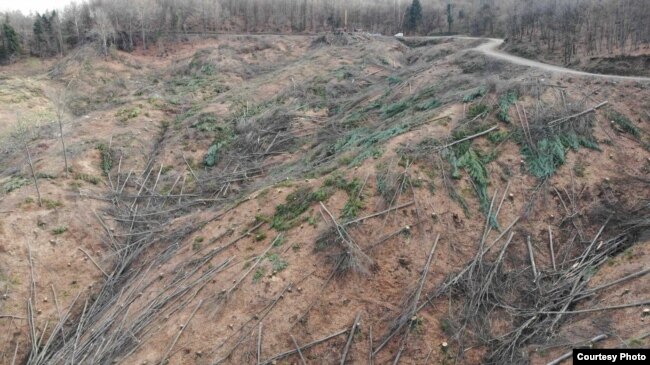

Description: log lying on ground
[260,328,350,365]
[548,101,608,126]
[546,334,607,365]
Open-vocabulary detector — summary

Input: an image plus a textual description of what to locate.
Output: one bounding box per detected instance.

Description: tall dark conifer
[0,20,21,63]
[405,0,423,35]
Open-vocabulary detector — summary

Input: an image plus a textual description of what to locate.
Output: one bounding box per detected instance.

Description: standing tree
[91,9,114,58]
[31,12,63,57]
[12,117,42,207]
[405,0,423,35]
[0,20,21,63]
[135,0,152,50]
[446,0,454,34]
[50,80,73,177]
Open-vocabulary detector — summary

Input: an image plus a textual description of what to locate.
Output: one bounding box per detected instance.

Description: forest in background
[1,0,650,65]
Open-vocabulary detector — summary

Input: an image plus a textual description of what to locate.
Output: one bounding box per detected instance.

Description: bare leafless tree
[91,8,114,58]
[12,116,42,207]
[49,80,73,177]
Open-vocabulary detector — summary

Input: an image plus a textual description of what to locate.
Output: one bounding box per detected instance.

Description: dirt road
[444,36,650,82]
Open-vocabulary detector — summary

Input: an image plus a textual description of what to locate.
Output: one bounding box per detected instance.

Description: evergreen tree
[447,1,454,34]
[0,20,21,63]
[32,12,62,57]
[405,0,423,34]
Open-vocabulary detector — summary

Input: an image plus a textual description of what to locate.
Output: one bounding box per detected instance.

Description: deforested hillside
[1,32,649,365]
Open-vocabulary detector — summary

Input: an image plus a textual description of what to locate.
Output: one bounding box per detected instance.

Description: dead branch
[319,202,373,275]
[159,300,203,365]
[436,125,499,151]
[340,312,361,365]
[78,247,109,278]
[227,235,280,296]
[182,154,202,192]
[213,284,292,364]
[260,328,349,365]
[537,299,650,315]
[257,324,263,365]
[526,236,539,281]
[546,334,607,365]
[583,267,650,296]
[374,234,440,355]
[548,101,608,126]
[548,226,556,271]
[291,258,344,328]
[368,325,373,365]
[343,201,415,226]
[290,334,308,365]
[11,340,19,365]
[0,315,26,320]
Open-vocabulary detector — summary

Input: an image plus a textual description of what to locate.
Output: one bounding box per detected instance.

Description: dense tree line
[0,0,649,64]
[505,0,650,63]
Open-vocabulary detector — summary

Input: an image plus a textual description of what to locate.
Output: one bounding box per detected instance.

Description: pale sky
[1,0,74,14]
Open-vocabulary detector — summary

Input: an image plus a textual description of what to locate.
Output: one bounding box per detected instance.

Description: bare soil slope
[1,34,649,365]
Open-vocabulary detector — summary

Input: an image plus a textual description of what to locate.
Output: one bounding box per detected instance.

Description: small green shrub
[462,86,487,103]
[497,91,518,123]
[36,172,57,179]
[42,198,64,209]
[204,141,226,167]
[273,236,286,247]
[266,253,288,272]
[311,187,333,202]
[383,101,410,118]
[341,198,363,220]
[75,173,101,185]
[467,104,488,118]
[387,76,402,85]
[415,99,441,111]
[487,131,509,144]
[253,267,266,283]
[52,226,68,235]
[2,176,29,194]
[456,147,492,220]
[193,113,219,132]
[254,214,271,224]
[203,124,233,167]
[96,143,113,176]
[272,187,319,231]
[608,110,640,137]
[115,107,140,122]
[342,111,366,128]
[321,174,365,220]
[521,137,566,179]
